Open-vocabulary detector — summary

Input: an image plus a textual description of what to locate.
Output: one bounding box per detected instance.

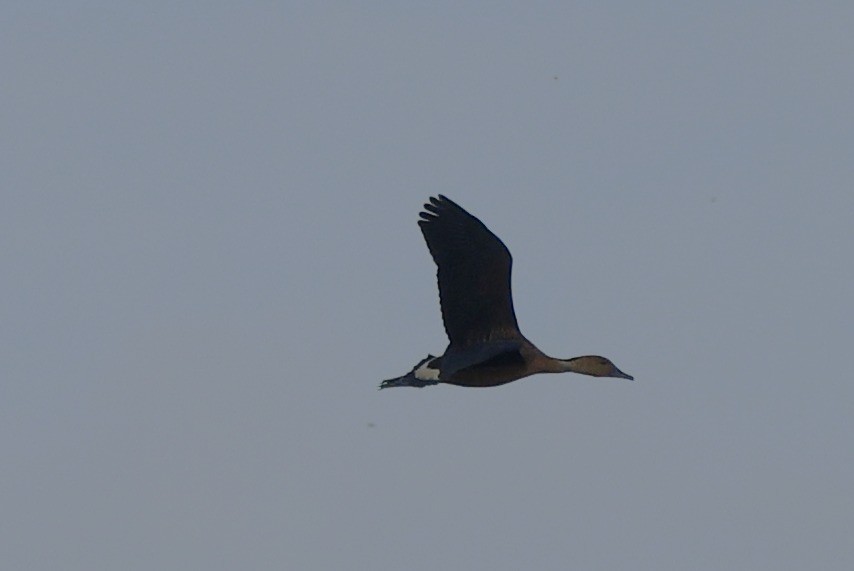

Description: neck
[541,357,579,374]
[548,356,600,376]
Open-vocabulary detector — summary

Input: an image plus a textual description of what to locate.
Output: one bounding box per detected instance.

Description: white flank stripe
[414,357,441,381]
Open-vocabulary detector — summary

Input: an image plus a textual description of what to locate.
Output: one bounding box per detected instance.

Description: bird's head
[564,355,634,380]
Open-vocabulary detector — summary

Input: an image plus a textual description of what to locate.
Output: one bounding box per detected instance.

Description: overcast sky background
[3,4,853,570]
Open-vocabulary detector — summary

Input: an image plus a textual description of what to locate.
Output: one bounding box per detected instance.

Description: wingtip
[421,195,465,220]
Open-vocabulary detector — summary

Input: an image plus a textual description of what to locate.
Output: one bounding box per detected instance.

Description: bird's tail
[379,355,441,389]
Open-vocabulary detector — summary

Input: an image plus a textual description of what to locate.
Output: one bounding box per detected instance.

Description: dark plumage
[380,195,632,389]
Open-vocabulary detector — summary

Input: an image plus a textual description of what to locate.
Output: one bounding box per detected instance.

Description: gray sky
[3,4,853,570]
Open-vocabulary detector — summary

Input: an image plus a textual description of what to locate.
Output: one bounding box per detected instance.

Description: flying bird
[380,195,633,389]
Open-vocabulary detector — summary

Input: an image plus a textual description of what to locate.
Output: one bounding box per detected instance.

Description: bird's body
[380,195,632,389]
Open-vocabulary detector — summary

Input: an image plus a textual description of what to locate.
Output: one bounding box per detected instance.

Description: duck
[380,195,633,388]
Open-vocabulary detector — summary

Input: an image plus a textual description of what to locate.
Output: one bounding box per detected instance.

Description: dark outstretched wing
[418,195,522,348]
